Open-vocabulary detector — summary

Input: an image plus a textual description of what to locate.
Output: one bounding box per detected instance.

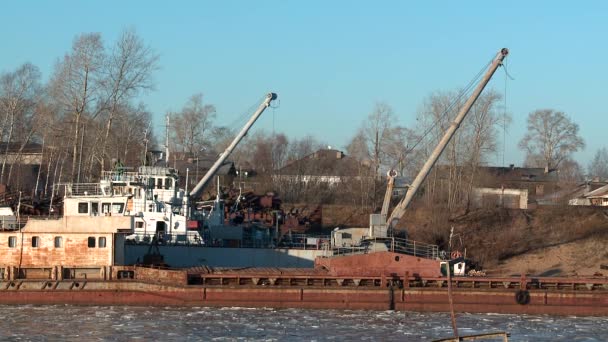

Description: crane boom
[380,170,398,218]
[189,92,277,199]
[386,48,509,230]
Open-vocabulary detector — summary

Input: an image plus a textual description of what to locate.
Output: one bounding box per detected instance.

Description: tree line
[1,30,159,195]
[2,30,603,211]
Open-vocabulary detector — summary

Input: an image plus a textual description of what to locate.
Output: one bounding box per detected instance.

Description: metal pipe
[387,48,509,229]
[189,92,277,198]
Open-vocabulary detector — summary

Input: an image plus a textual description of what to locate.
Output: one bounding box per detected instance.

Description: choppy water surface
[0,306,605,341]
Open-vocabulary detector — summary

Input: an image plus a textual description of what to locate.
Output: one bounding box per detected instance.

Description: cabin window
[78,202,88,214]
[98,237,107,248]
[87,237,96,248]
[54,236,63,248]
[112,203,124,214]
[32,236,40,248]
[135,221,144,229]
[91,203,99,216]
[102,203,111,214]
[165,178,173,190]
[156,178,163,189]
[8,236,16,248]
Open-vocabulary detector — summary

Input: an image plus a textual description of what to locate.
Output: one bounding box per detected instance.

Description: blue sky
[1,1,607,167]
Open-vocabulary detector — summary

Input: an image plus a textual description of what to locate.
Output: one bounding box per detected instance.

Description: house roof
[277,149,370,177]
[0,142,43,154]
[479,166,559,183]
[583,183,608,198]
[435,165,559,183]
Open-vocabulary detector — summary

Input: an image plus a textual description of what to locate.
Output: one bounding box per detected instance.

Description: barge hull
[0,280,606,316]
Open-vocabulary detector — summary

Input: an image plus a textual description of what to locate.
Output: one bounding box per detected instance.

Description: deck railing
[331,237,439,260]
[101,171,141,183]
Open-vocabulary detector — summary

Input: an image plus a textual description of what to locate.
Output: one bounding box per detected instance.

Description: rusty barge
[0,251,607,316]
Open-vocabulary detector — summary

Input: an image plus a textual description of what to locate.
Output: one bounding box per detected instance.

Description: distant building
[0,142,44,191]
[569,183,608,206]
[0,142,43,166]
[434,164,561,209]
[274,148,372,186]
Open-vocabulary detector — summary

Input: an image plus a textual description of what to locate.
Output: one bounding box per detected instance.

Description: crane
[186,93,277,215]
[380,169,398,218]
[371,48,509,238]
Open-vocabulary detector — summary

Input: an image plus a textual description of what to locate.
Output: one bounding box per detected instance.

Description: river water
[0,306,605,341]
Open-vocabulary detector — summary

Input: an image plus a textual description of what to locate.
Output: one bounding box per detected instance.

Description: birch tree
[49,33,105,182]
[588,147,608,180]
[98,28,159,173]
[0,63,42,184]
[415,90,506,209]
[519,109,584,171]
[171,93,216,154]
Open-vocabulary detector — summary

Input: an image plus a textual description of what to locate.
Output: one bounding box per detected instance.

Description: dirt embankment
[309,203,608,277]
[404,205,608,276]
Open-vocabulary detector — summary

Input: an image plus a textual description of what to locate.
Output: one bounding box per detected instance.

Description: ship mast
[386,48,509,232]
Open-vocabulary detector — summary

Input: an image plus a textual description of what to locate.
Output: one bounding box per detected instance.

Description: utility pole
[165,114,170,165]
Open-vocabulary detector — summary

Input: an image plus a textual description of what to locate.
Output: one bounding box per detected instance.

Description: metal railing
[331,237,439,260]
[61,183,108,197]
[101,171,141,183]
[278,234,331,250]
[125,232,204,246]
[125,232,334,250]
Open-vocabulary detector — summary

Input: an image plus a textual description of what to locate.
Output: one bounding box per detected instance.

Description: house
[0,142,43,165]
[569,183,608,206]
[471,165,560,209]
[475,165,560,201]
[274,148,372,186]
[434,164,561,209]
[0,142,44,191]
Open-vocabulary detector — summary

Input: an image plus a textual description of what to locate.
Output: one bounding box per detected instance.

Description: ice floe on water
[0,306,606,341]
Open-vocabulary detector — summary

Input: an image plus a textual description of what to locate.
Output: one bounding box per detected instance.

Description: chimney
[544,165,549,174]
[336,151,344,159]
[509,164,514,170]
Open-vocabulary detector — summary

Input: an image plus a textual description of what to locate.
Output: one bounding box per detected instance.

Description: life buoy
[450,250,462,259]
[515,289,530,305]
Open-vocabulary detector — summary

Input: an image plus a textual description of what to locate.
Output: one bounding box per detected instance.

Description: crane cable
[388,55,496,174]
[225,95,268,133]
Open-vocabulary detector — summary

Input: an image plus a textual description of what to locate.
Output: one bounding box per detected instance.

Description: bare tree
[414,90,507,210]
[559,157,584,184]
[107,102,153,165]
[462,90,507,207]
[171,93,216,154]
[49,33,105,181]
[415,91,466,208]
[98,28,159,173]
[519,109,584,171]
[0,63,42,184]
[588,147,608,180]
[362,102,396,176]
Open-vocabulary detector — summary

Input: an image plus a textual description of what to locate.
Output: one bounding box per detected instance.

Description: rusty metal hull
[0,278,606,316]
